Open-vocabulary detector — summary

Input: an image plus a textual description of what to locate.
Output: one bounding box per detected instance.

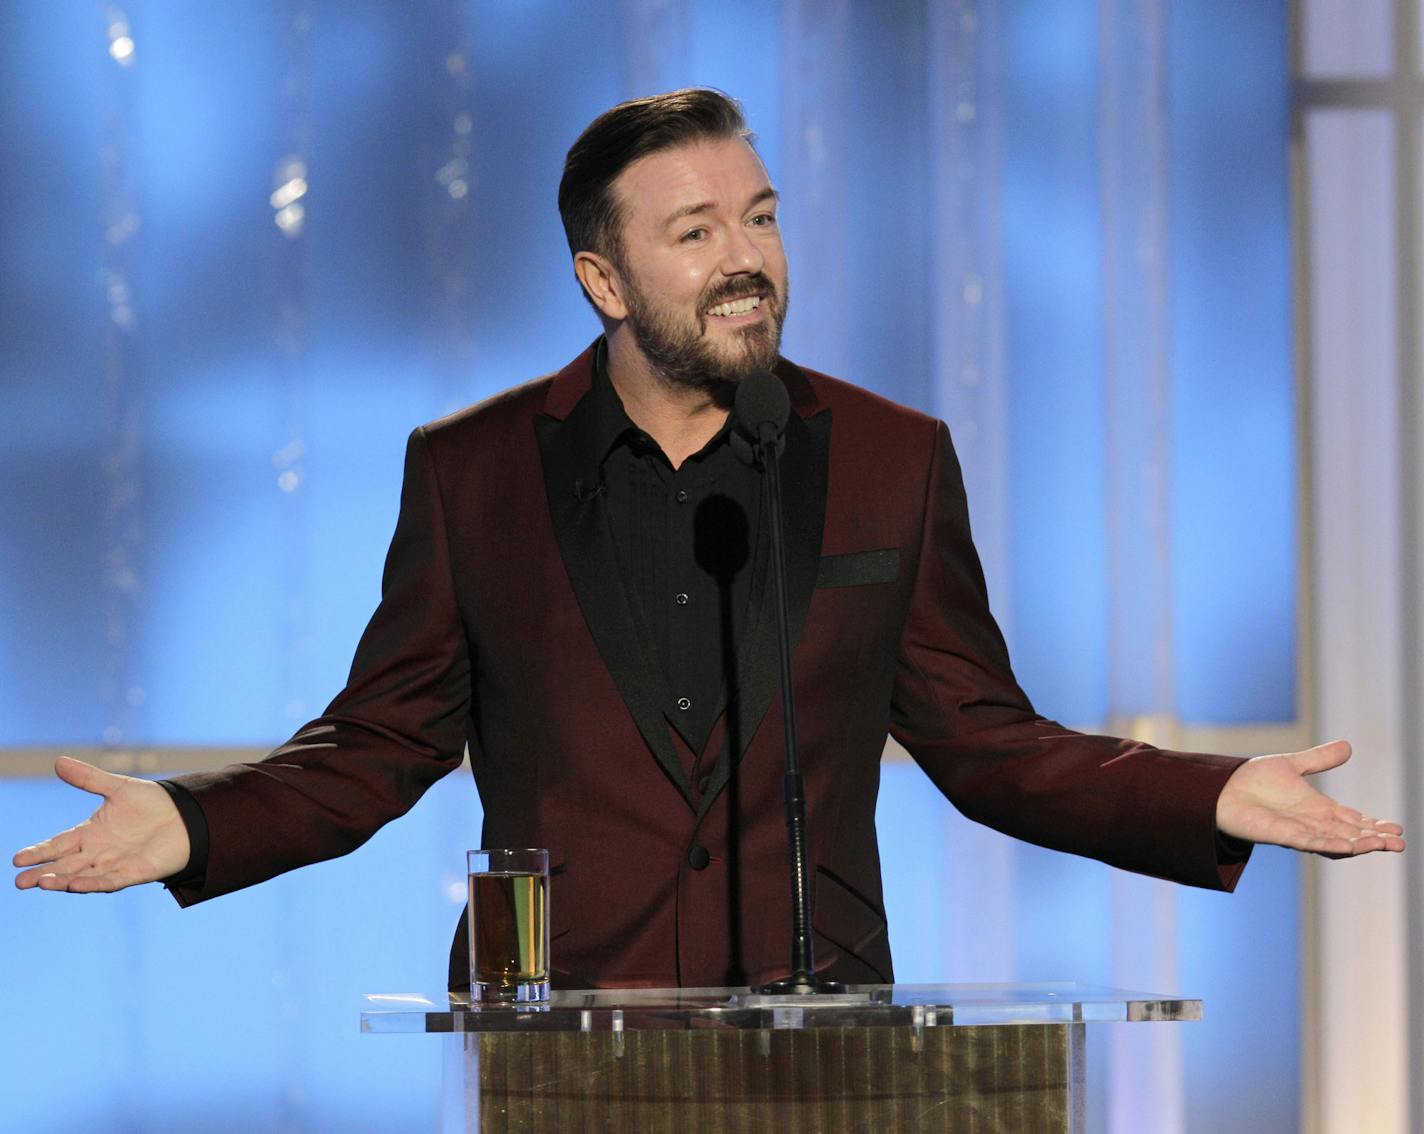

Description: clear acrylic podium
[362,983,1198,1133]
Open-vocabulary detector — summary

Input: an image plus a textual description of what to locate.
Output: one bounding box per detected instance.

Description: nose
[720,226,764,275]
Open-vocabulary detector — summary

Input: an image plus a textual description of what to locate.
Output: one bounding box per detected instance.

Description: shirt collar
[583,338,647,465]
[583,337,737,468]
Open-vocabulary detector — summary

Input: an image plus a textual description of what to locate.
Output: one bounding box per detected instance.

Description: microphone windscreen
[733,369,790,442]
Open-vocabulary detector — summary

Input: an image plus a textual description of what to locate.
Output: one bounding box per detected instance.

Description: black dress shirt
[580,343,767,756]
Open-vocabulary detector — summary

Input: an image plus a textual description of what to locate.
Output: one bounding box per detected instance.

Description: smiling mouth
[706,294,762,318]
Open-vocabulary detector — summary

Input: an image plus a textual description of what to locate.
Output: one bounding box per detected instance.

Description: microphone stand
[750,420,845,996]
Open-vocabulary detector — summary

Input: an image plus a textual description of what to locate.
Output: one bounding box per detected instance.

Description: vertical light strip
[1098,2,1182,1131]
[1304,104,1408,1132]
[270,1,314,733]
[778,0,852,375]
[1395,4,1424,1131]
[926,0,1017,983]
[430,0,481,937]
[1287,9,1325,1133]
[929,0,1010,625]
[96,4,145,1114]
[430,0,477,418]
[268,6,314,1128]
[1098,0,1176,726]
[99,4,144,751]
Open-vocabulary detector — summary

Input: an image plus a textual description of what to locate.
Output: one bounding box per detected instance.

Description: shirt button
[687,845,710,870]
[674,592,688,606]
[676,696,691,711]
[676,490,689,503]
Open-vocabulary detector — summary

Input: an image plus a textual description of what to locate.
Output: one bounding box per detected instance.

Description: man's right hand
[12,756,191,893]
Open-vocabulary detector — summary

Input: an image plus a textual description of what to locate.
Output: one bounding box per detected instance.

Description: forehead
[613,137,773,229]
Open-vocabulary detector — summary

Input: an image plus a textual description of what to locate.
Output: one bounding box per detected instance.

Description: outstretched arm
[12,756,190,893]
[1215,740,1405,856]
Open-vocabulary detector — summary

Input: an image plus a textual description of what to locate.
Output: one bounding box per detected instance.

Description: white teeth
[708,295,761,317]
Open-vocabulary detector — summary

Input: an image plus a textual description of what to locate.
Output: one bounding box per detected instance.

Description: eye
[680,227,708,243]
[749,212,777,229]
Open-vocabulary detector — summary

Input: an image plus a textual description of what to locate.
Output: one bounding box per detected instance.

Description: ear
[574,251,628,321]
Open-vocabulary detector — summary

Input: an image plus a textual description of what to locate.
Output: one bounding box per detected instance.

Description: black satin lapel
[779,409,833,657]
[534,415,696,808]
[695,408,831,823]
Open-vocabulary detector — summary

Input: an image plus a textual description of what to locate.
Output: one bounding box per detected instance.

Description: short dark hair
[558,88,754,266]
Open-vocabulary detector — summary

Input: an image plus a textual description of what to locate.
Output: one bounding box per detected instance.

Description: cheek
[680,263,712,293]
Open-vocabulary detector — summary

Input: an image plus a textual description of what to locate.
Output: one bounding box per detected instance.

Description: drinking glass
[466,848,550,1003]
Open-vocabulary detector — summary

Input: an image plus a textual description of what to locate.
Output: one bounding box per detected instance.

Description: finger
[17,846,99,885]
[1349,831,1406,853]
[34,868,132,894]
[12,825,87,868]
[16,864,77,890]
[1321,804,1404,837]
[1318,817,1401,845]
[53,755,129,798]
[1315,830,1407,857]
[64,872,131,893]
[1290,740,1352,776]
[1328,811,1406,838]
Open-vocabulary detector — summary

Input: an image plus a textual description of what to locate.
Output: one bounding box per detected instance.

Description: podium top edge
[359,982,1204,1034]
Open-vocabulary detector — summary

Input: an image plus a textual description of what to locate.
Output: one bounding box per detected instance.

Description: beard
[621,270,789,394]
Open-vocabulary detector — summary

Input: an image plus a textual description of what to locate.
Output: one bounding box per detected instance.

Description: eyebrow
[661,187,779,229]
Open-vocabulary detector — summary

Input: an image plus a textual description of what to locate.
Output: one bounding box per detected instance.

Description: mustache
[700,273,778,312]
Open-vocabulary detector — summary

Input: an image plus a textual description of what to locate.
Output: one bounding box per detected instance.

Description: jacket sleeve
[889,421,1249,891]
[165,426,473,905]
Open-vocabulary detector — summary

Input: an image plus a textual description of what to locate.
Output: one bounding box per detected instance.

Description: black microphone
[733,369,790,451]
[734,368,844,996]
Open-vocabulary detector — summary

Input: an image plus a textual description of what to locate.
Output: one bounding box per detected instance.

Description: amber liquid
[469,871,548,990]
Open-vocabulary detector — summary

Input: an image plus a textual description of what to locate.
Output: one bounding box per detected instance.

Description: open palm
[1216,741,1406,856]
[12,756,190,892]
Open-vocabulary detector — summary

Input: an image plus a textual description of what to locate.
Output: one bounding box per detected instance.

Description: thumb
[53,755,126,798]
[1290,739,1352,776]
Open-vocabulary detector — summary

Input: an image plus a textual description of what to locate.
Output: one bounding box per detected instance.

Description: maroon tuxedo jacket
[170,343,1247,988]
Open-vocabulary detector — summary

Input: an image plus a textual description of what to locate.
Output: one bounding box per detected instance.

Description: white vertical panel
[1304,108,1409,1133]
[1407,107,1424,1134]
[1301,0,1394,77]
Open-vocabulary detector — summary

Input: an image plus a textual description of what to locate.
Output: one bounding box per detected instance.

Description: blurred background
[0,1,1416,1131]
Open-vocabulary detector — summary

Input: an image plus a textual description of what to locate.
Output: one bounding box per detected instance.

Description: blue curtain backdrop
[1,2,1297,1131]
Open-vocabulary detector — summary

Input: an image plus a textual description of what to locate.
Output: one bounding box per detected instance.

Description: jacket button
[687,845,710,870]
[697,775,711,793]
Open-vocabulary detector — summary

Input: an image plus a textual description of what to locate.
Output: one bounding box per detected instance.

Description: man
[13,90,1405,989]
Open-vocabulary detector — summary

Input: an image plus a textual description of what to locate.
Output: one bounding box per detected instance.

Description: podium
[362,983,1198,1133]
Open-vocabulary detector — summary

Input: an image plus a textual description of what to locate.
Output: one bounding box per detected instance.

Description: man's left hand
[1216,740,1405,856]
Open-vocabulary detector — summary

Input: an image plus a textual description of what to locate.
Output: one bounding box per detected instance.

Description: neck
[605,330,732,468]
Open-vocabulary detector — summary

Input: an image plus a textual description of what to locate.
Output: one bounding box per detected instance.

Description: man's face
[606,137,789,392]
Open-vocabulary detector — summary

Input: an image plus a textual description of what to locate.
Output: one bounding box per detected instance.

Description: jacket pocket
[816,548,899,588]
[811,865,890,982]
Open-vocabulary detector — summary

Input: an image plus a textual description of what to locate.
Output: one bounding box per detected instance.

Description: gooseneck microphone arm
[733,371,844,996]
